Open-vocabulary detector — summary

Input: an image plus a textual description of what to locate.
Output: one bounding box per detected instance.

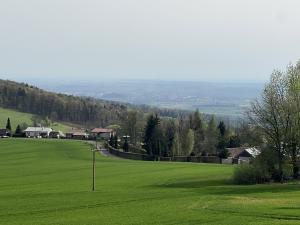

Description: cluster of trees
[2,118,24,137]
[141,110,241,158]
[247,62,300,181]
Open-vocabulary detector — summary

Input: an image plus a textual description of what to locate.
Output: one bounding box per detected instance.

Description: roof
[245,147,260,157]
[0,129,9,135]
[227,147,260,158]
[91,128,113,133]
[66,128,85,134]
[73,132,88,136]
[24,127,52,132]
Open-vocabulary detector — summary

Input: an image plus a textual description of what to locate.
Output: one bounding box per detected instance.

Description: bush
[233,164,271,184]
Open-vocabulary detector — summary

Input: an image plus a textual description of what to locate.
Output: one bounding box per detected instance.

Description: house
[0,129,10,137]
[226,147,260,164]
[49,131,65,139]
[91,128,114,139]
[66,129,89,140]
[24,127,53,138]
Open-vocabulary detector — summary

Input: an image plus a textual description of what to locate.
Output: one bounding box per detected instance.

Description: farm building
[226,147,260,164]
[66,129,89,140]
[0,129,10,137]
[24,127,53,138]
[91,128,114,139]
[49,131,65,139]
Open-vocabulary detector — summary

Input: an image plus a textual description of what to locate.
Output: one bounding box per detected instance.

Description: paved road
[99,148,115,157]
[87,141,120,158]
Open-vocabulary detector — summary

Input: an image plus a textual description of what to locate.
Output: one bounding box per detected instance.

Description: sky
[1,0,300,82]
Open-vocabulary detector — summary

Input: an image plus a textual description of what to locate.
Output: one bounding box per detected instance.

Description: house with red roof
[91,128,115,140]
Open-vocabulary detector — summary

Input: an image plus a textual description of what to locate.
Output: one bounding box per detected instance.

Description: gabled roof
[24,127,52,132]
[91,128,113,133]
[245,147,260,157]
[227,147,260,158]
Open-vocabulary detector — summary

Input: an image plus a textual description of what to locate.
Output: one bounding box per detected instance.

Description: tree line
[116,109,247,158]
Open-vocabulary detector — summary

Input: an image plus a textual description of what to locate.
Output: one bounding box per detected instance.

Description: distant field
[0,107,72,132]
[1,139,300,225]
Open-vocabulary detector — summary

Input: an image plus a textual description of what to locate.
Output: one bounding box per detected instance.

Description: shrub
[233,164,271,184]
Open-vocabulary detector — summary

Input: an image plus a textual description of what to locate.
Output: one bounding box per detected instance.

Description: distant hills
[37,80,264,118]
[0,79,261,129]
[0,79,189,129]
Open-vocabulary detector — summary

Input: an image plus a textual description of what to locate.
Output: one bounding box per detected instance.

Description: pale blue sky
[1,0,300,82]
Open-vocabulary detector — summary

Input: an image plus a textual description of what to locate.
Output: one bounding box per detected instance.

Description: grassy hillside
[0,107,72,132]
[1,139,300,225]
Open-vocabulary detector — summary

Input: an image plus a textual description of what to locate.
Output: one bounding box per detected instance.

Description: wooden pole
[92,150,95,191]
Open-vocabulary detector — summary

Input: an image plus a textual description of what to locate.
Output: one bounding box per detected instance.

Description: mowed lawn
[1,139,300,225]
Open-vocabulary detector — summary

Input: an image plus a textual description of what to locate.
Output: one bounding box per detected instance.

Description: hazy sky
[1,0,300,82]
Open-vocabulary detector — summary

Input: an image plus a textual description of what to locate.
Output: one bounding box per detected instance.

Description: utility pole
[95,136,98,149]
[92,148,96,191]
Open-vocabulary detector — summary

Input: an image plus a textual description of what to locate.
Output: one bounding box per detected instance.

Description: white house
[24,127,53,138]
[226,147,261,164]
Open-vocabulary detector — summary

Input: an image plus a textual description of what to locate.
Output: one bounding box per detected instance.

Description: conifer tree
[203,116,218,155]
[6,118,11,131]
[191,110,204,155]
[15,125,22,135]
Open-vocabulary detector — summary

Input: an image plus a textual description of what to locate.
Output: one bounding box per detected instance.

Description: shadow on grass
[154,178,300,195]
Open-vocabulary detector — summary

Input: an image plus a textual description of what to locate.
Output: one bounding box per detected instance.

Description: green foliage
[162,119,175,155]
[171,131,180,156]
[0,107,72,132]
[143,114,161,156]
[249,61,300,180]
[0,79,127,127]
[218,148,229,159]
[227,135,241,148]
[6,117,11,131]
[233,164,262,184]
[218,121,226,137]
[123,137,129,152]
[15,125,22,134]
[185,129,195,156]
[191,110,205,155]
[203,116,218,155]
[122,111,138,144]
[113,134,119,148]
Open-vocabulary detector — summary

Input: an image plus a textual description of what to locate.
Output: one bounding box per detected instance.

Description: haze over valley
[36,80,264,118]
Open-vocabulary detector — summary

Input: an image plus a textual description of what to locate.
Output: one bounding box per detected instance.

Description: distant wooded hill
[0,79,188,127]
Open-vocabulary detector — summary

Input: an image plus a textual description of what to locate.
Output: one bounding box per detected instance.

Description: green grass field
[0,107,72,132]
[1,139,300,225]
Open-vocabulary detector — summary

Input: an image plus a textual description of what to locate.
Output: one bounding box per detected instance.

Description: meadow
[0,107,72,132]
[1,139,300,225]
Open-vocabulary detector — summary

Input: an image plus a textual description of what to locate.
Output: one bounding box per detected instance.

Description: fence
[107,144,154,161]
[107,144,220,164]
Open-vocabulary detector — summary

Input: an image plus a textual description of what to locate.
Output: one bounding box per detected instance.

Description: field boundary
[107,144,220,163]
